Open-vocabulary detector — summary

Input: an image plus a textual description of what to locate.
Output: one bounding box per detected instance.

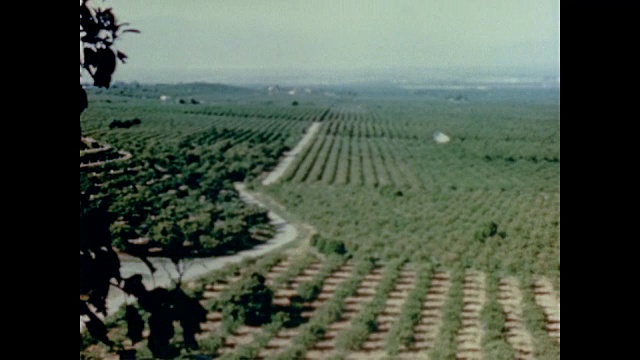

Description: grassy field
[80,83,559,359]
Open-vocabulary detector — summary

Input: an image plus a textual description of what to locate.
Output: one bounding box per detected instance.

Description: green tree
[220,273,274,326]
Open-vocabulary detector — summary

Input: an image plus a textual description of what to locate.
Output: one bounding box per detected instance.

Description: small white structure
[268,85,281,95]
[433,131,451,144]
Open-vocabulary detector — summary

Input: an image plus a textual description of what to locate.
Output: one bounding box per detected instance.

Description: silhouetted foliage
[172,288,208,350]
[80,0,131,337]
[83,303,115,347]
[80,0,137,138]
[79,202,120,315]
[124,305,144,344]
[80,0,138,88]
[80,84,88,115]
[80,2,207,357]
[122,275,208,356]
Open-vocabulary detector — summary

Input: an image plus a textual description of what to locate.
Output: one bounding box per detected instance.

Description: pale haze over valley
[107,0,560,85]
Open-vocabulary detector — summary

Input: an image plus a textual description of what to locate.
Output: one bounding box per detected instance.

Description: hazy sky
[105,0,559,83]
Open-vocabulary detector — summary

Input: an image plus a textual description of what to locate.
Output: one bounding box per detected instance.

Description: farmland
[267,95,560,277]
[80,83,559,359]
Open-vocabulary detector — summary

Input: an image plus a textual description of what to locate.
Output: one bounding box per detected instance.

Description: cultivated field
[80,83,559,359]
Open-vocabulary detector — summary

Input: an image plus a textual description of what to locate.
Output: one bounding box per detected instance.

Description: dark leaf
[98,247,122,282]
[97,8,117,32]
[116,51,128,63]
[125,305,145,344]
[147,311,174,357]
[79,85,88,115]
[123,274,147,298]
[79,205,113,250]
[79,300,90,316]
[85,311,114,347]
[80,34,99,44]
[93,48,116,88]
[122,29,141,34]
[79,5,99,38]
[171,288,207,349]
[139,288,171,313]
[82,48,98,67]
[139,256,156,274]
[87,278,109,316]
[84,249,120,316]
[79,252,94,295]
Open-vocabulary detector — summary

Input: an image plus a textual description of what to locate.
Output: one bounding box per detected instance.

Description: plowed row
[498,277,535,359]
[533,278,560,344]
[346,267,418,359]
[280,106,430,188]
[212,268,559,359]
[215,257,322,357]
[257,262,355,359]
[85,263,559,360]
[285,134,422,188]
[456,271,486,360]
[404,271,452,356]
[304,267,385,359]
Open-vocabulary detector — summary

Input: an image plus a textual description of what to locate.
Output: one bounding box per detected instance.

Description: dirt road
[261,121,322,185]
[81,183,300,331]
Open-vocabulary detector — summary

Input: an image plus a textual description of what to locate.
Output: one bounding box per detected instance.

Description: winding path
[262,121,322,185]
[82,121,321,331]
[81,183,302,332]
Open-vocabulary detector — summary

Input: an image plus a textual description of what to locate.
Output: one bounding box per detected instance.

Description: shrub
[296,282,322,302]
[310,234,347,256]
[481,275,515,359]
[296,322,326,348]
[273,345,305,360]
[109,118,142,129]
[219,272,274,326]
[336,322,370,351]
[474,221,499,243]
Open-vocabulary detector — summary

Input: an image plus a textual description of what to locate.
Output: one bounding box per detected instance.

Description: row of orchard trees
[85,124,291,257]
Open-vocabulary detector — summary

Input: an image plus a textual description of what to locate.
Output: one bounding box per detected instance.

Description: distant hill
[159,82,258,95]
[85,82,260,103]
[108,81,258,95]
